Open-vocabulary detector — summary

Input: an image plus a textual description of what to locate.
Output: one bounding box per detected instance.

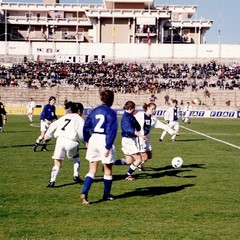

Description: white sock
[73,157,80,177]
[171,133,176,140]
[50,166,60,182]
[138,161,145,168]
[160,131,167,140]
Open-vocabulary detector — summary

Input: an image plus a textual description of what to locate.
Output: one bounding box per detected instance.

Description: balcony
[0,2,104,11]
[85,9,170,18]
[6,16,92,26]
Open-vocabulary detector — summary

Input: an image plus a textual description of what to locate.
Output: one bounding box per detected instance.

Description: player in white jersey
[27,97,35,122]
[159,99,180,141]
[45,102,85,188]
[135,102,177,170]
[182,101,192,124]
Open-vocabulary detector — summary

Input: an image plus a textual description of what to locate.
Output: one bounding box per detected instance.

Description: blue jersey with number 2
[83,104,118,150]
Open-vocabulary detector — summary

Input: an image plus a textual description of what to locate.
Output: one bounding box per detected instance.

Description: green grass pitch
[0,115,239,240]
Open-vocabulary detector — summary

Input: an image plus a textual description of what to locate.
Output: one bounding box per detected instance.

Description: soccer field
[0,116,239,240]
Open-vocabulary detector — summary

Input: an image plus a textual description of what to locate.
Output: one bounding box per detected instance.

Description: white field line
[30,123,240,150]
[30,123,40,128]
[180,125,240,150]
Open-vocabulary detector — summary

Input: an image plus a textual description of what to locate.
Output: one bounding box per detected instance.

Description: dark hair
[143,102,156,112]
[65,101,73,110]
[172,99,178,105]
[49,96,56,102]
[100,90,114,107]
[71,102,84,113]
[123,101,135,110]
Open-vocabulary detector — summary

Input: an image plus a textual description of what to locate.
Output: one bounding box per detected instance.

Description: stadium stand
[0,61,239,112]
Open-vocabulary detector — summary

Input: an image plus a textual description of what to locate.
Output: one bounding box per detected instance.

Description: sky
[4,0,240,44]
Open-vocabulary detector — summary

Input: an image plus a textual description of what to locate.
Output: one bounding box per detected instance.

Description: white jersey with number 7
[45,113,84,142]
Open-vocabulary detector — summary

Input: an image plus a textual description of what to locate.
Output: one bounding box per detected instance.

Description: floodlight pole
[112,0,115,60]
[4,10,8,60]
[218,29,221,59]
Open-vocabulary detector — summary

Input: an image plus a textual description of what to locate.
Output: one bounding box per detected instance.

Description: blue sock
[82,175,94,196]
[113,158,126,165]
[126,163,137,175]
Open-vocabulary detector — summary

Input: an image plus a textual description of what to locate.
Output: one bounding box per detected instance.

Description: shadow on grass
[173,138,207,142]
[146,163,206,172]
[52,164,204,189]
[2,130,36,133]
[54,181,83,188]
[116,184,195,199]
[136,169,196,180]
[0,143,86,150]
[90,184,195,204]
[0,144,41,149]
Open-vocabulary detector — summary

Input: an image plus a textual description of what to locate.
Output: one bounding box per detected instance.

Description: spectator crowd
[0,60,239,93]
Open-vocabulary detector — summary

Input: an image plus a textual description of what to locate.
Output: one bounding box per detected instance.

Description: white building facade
[0,0,238,62]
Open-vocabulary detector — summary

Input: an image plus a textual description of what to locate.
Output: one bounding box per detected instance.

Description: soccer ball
[171,157,183,168]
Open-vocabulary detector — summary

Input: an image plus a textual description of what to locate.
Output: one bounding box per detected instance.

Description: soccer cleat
[159,139,163,142]
[102,194,114,201]
[73,176,83,184]
[80,194,89,205]
[125,175,135,181]
[41,147,48,152]
[33,145,37,152]
[172,139,176,142]
[47,182,55,188]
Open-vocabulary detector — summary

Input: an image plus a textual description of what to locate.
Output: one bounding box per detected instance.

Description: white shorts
[168,121,179,132]
[184,111,190,118]
[52,137,78,160]
[40,120,50,132]
[137,135,152,153]
[121,137,140,156]
[85,134,115,164]
[27,109,33,114]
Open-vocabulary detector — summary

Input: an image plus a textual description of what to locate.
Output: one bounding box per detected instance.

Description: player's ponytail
[143,102,156,112]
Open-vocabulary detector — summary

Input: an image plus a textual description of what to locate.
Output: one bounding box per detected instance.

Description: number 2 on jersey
[94,114,105,133]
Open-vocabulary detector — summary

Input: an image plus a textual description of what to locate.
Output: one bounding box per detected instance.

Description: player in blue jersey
[120,101,146,180]
[115,102,176,171]
[80,90,118,205]
[33,96,57,152]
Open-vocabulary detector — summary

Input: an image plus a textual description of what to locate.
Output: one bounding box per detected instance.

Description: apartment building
[0,0,212,45]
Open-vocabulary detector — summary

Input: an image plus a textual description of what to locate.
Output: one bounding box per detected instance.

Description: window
[11,27,20,40]
[29,27,35,38]
[65,13,73,19]
[182,29,191,43]
[76,28,84,41]
[26,13,33,19]
[61,28,68,39]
